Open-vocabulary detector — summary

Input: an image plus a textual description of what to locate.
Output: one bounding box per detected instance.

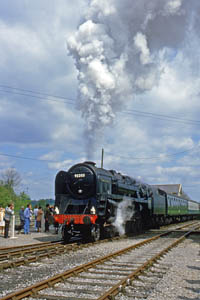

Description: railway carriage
[167,194,188,216]
[54,161,200,243]
[188,199,200,215]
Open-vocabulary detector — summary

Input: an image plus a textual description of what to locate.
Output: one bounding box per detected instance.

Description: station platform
[0,226,62,248]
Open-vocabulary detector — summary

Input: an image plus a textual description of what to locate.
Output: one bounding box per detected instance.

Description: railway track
[0,240,63,257]
[0,220,199,271]
[0,221,199,300]
[0,240,62,252]
[0,235,127,271]
[0,242,77,270]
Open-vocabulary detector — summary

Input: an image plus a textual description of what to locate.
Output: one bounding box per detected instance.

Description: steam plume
[113,197,135,235]
[67,0,199,158]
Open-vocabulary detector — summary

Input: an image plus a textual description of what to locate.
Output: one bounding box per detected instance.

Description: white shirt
[33,208,38,217]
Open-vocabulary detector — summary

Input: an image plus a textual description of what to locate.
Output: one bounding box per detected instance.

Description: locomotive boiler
[54,161,200,243]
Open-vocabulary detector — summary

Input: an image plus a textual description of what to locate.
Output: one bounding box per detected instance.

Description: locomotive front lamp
[90,206,96,214]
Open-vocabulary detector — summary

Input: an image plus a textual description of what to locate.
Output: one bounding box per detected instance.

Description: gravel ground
[0,232,149,297]
[0,227,199,300]
[115,234,200,300]
[146,234,200,300]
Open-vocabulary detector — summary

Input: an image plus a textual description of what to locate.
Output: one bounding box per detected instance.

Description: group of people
[19,204,43,234]
[19,204,59,235]
[0,203,59,238]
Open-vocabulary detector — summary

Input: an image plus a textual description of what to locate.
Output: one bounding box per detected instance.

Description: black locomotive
[54,161,200,243]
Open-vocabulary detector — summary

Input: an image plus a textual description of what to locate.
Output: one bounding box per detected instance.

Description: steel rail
[0,227,186,300]
[0,242,63,259]
[0,221,199,299]
[0,235,125,271]
[0,240,62,252]
[0,221,197,272]
[0,244,78,271]
[96,224,200,300]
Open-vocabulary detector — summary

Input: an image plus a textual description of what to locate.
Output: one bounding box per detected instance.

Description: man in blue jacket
[24,204,32,234]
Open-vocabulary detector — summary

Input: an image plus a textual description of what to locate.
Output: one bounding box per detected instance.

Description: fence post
[10,215,17,239]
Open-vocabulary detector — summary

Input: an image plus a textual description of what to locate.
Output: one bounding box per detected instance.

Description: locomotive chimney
[101,148,104,169]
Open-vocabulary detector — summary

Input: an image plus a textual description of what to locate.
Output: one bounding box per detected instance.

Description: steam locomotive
[54,161,200,243]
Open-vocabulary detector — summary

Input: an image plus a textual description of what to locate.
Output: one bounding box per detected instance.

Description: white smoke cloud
[165,0,183,15]
[113,196,135,235]
[67,0,200,158]
[134,32,151,65]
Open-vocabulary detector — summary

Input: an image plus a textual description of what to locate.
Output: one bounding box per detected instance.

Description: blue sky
[0,0,200,201]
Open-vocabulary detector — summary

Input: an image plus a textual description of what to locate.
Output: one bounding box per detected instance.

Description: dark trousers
[20,219,25,227]
[54,222,59,234]
[18,219,25,233]
[4,220,10,238]
[45,220,49,232]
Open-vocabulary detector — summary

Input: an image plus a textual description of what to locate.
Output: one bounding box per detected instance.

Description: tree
[0,186,30,212]
[15,192,31,212]
[0,185,16,207]
[1,168,21,188]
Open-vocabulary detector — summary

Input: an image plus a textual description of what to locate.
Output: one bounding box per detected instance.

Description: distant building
[151,184,191,200]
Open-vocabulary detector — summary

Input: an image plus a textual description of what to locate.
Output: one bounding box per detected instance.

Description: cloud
[48,159,74,170]
[39,151,63,162]
[0,156,11,170]
[0,1,87,199]
[48,156,86,170]
[67,0,200,159]
[164,0,183,15]
[0,0,200,201]
[162,137,194,150]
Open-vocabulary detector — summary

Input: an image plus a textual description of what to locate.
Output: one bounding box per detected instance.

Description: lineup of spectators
[0,203,59,238]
